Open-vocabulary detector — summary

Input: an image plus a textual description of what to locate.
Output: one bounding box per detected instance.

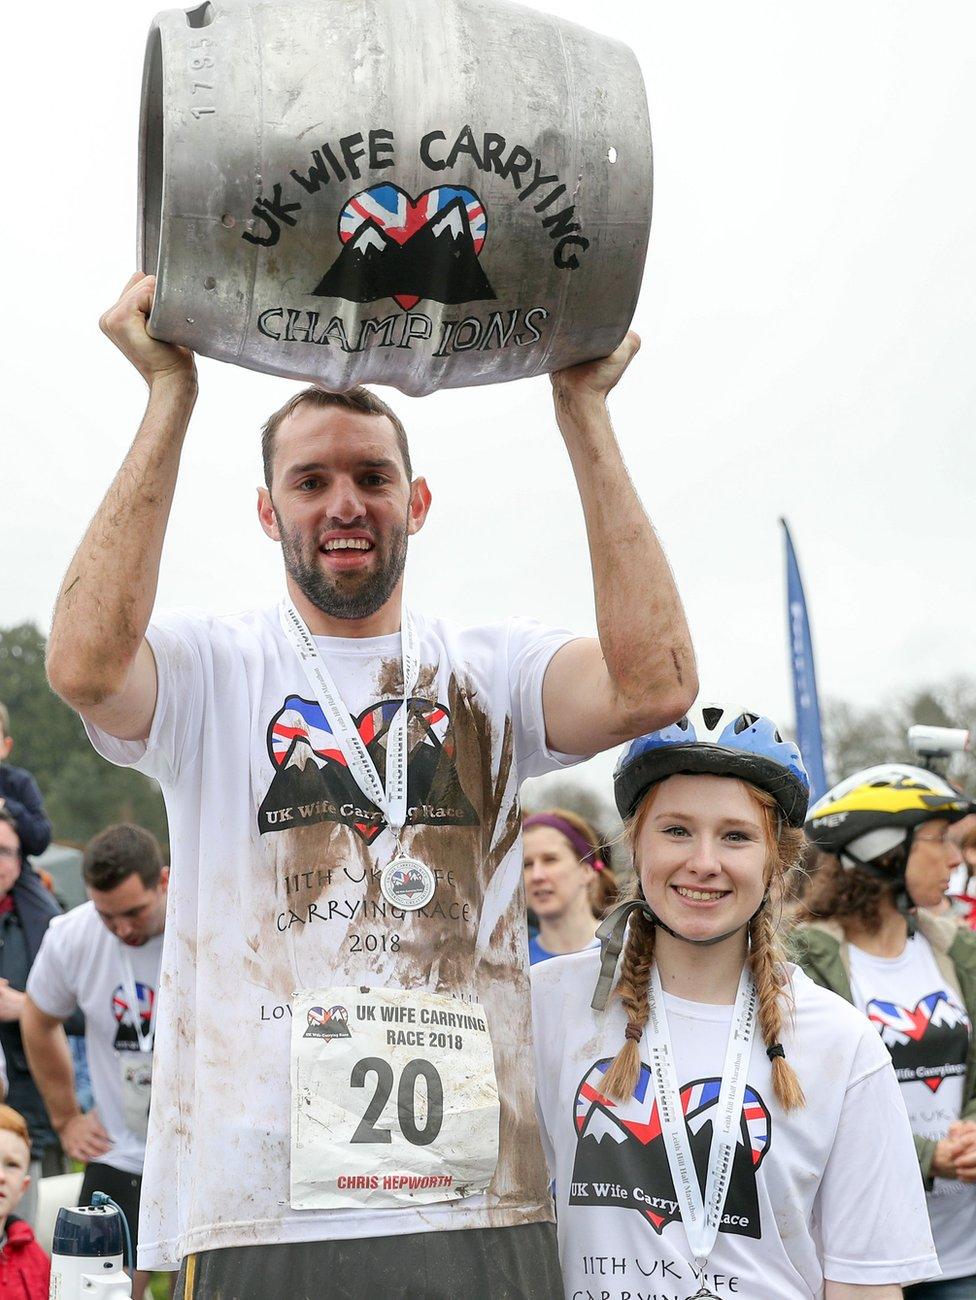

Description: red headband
[523,813,606,872]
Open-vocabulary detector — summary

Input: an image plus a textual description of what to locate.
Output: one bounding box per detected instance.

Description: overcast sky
[4,0,974,798]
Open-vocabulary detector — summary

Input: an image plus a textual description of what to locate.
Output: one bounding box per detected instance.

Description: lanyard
[279,599,421,849]
[644,963,758,1268]
[118,945,157,1055]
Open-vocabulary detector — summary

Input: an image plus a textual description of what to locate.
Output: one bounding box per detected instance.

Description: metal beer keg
[139,0,652,395]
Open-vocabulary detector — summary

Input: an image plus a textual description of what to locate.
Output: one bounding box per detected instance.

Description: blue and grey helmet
[613,703,810,828]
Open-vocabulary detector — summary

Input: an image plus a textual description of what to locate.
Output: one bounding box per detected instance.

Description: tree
[0,623,168,851]
[823,677,976,791]
[522,774,621,841]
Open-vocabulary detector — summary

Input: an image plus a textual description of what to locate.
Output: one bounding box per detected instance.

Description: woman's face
[523,826,591,921]
[635,774,771,942]
[905,818,962,908]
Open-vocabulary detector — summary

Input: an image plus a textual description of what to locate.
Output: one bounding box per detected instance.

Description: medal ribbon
[118,945,157,1055]
[279,599,421,850]
[644,963,758,1270]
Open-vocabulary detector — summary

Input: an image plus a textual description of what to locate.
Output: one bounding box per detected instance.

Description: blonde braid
[601,910,656,1102]
[749,902,805,1110]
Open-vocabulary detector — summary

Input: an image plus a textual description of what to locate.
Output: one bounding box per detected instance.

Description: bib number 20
[350,1057,444,1147]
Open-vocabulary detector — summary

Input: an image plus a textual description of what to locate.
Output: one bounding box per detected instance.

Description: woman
[522,809,617,963]
[794,764,976,1300]
[532,705,938,1299]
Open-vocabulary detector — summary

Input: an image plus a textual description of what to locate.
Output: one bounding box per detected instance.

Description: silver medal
[380,856,436,911]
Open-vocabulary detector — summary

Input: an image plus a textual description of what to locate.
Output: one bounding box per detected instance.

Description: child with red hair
[0,1105,50,1298]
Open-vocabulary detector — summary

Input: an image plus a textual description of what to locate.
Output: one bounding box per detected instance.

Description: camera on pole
[907,725,971,778]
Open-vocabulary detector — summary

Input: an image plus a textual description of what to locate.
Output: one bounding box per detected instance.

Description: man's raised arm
[542,332,698,757]
[46,273,197,742]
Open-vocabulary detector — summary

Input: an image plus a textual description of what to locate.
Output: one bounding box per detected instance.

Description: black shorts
[177,1220,563,1300]
[79,1162,144,1259]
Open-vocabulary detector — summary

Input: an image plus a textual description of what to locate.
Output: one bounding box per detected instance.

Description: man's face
[0,729,12,762]
[257,406,429,621]
[0,822,21,896]
[0,1131,31,1221]
[88,869,169,947]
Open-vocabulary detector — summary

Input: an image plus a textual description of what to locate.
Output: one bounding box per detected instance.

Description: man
[0,809,61,1222]
[45,271,697,1298]
[22,824,167,1300]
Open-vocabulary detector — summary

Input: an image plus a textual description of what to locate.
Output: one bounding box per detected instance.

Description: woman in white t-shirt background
[522,809,618,964]
[532,704,938,1300]
[794,765,976,1300]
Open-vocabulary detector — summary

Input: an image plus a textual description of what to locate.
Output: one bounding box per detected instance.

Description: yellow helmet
[805,763,971,866]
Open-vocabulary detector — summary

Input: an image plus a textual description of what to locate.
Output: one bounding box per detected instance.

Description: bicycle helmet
[805,763,971,868]
[614,702,810,827]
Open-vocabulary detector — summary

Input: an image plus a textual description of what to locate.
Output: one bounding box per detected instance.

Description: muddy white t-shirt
[532,949,939,1299]
[849,933,976,1283]
[27,902,162,1176]
[86,606,581,1269]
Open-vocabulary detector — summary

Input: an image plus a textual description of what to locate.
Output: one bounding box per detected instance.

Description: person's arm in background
[541,334,698,757]
[46,273,197,742]
[0,768,52,857]
[21,996,110,1163]
[0,979,26,1023]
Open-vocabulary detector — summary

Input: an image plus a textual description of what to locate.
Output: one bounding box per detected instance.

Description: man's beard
[277,514,408,621]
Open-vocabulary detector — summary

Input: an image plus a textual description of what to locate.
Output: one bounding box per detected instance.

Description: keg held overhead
[138,0,652,395]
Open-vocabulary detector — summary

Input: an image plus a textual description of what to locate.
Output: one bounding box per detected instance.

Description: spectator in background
[794,764,976,1298]
[522,810,618,964]
[0,1105,50,1298]
[947,822,976,932]
[22,825,168,1300]
[0,704,52,860]
[958,823,976,890]
[0,810,62,1225]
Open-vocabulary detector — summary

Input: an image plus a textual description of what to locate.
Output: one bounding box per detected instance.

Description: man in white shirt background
[22,823,167,1300]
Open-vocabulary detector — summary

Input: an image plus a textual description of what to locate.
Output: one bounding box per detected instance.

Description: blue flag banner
[780,518,828,801]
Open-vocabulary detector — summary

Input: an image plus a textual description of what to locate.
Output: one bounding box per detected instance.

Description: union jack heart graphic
[867,990,970,1092]
[112,981,154,1027]
[304,1004,351,1040]
[570,1060,770,1237]
[312,183,495,311]
[258,694,477,840]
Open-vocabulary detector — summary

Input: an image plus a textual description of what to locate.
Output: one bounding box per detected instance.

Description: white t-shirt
[27,902,162,1176]
[850,932,976,1283]
[86,606,580,1269]
[532,948,939,1299]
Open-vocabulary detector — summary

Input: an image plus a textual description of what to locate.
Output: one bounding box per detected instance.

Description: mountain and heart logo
[304,1004,352,1041]
[257,693,478,839]
[867,990,969,1092]
[570,1059,771,1238]
[312,183,496,311]
[112,981,155,1052]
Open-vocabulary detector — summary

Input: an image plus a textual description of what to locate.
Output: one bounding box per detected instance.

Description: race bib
[290,986,500,1210]
[119,1052,153,1141]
